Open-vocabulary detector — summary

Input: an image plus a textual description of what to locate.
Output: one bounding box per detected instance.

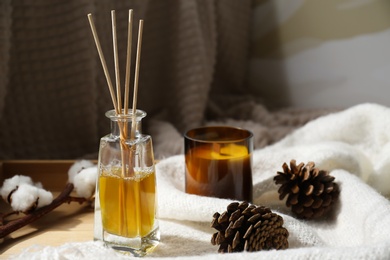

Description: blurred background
[0,0,389,159]
[250,0,390,109]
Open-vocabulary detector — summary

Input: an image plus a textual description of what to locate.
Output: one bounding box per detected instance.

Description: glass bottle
[94,109,159,256]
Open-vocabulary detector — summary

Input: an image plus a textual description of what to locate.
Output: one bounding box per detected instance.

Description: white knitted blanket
[11,103,390,259]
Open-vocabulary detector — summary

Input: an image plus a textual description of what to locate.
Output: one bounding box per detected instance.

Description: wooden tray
[0,160,95,258]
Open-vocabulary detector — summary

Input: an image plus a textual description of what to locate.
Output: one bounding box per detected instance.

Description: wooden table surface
[0,160,96,258]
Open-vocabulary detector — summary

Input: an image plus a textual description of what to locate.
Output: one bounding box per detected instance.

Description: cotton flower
[0,175,33,202]
[73,166,98,199]
[68,160,95,184]
[36,187,54,208]
[68,160,97,198]
[0,176,53,212]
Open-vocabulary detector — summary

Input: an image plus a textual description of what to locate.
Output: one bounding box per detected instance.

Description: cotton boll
[10,184,39,212]
[9,184,53,212]
[36,188,53,208]
[68,160,95,183]
[34,182,43,189]
[73,166,98,198]
[0,175,33,201]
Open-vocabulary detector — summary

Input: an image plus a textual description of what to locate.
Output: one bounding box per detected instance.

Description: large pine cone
[211,201,289,253]
[274,159,340,219]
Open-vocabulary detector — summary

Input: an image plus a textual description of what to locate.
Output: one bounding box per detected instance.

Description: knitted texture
[0,1,330,159]
[0,0,98,159]
[0,0,11,122]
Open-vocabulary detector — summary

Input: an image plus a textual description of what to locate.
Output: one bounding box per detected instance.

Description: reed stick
[111,10,122,113]
[131,19,144,139]
[122,9,133,143]
[110,12,130,232]
[124,9,134,116]
[87,13,119,115]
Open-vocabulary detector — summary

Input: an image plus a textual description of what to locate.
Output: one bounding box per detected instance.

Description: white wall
[249,0,390,109]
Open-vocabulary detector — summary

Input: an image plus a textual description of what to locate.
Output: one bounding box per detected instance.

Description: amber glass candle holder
[184,126,253,202]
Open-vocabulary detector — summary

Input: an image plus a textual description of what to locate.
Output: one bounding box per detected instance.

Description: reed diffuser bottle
[88,8,158,256]
[94,109,160,256]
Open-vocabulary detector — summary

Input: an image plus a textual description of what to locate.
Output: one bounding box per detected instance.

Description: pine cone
[211,201,289,253]
[274,159,340,219]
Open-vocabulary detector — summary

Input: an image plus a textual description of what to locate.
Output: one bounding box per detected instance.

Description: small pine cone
[274,159,340,219]
[211,201,289,253]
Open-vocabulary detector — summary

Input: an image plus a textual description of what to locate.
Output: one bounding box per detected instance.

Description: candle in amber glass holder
[184,126,253,202]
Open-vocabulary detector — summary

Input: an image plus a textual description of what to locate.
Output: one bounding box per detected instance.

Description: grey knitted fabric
[0,1,330,159]
[0,0,11,122]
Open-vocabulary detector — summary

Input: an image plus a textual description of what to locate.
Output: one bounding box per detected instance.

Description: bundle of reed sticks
[87,9,142,140]
[87,10,144,176]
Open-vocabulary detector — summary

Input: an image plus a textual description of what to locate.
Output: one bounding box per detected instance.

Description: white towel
[12,103,390,259]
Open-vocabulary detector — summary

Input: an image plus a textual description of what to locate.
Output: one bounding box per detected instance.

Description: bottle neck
[110,119,142,139]
[106,109,146,139]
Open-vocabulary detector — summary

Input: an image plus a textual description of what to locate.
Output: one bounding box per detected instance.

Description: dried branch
[0,183,89,239]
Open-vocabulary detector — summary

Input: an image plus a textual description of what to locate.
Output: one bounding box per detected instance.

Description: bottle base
[101,226,160,257]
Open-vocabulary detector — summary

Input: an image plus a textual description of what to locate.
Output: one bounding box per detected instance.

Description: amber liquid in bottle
[99,167,156,238]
